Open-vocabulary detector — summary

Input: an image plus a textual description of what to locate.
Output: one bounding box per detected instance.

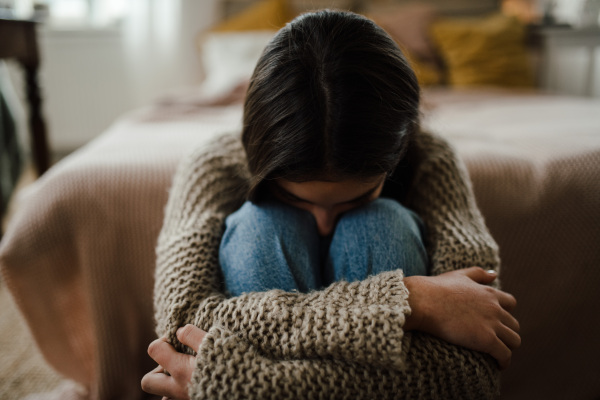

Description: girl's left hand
[141,325,207,400]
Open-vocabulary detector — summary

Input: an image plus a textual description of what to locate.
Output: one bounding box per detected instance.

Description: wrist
[403,276,426,332]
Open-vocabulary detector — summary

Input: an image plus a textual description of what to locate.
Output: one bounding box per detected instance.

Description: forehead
[275,175,384,205]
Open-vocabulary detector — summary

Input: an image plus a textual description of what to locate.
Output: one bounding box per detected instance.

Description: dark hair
[242,10,420,201]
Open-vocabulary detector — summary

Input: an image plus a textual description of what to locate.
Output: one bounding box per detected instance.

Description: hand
[404,267,521,369]
[141,325,207,400]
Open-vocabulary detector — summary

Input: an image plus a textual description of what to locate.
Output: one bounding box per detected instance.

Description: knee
[333,198,428,277]
[219,201,317,294]
[222,201,315,242]
[339,198,425,238]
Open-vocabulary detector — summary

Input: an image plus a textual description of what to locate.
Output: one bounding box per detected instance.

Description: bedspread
[422,88,600,400]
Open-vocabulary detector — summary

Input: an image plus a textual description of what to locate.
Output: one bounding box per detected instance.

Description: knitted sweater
[154,130,502,399]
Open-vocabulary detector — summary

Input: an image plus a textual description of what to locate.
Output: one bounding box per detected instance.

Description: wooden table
[0,18,51,238]
[0,18,51,176]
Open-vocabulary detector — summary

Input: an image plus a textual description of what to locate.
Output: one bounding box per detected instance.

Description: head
[242,10,420,235]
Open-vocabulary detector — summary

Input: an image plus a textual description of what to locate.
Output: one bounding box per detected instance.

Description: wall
[39,27,130,152]
[6,0,219,155]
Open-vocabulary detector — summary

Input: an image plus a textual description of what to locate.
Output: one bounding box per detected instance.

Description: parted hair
[242,9,420,201]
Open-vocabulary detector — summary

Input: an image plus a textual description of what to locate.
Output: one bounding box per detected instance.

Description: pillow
[430,13,535,88]
[502,0,540,24]
[405,54,444,87]
[199,31,277,97]
[211,0,359,33]
[368,5,443,86]
[211,0,294,31]
[290,0,355,13]
[368,4,438,64]
[199,0,294,96]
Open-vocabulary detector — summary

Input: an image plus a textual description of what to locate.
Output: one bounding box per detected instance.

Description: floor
[0,163,63,399]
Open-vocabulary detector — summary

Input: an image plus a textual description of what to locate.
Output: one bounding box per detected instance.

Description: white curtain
[122,0,220,106]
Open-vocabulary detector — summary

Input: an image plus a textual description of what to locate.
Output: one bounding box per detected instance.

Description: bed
[1,1,600,399]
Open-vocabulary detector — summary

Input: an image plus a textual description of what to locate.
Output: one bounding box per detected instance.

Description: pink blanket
[1,89,599,399]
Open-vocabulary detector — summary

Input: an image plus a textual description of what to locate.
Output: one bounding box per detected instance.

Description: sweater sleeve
[154,132,501,399]
[189,327,498,399]
[154,134,413,369]
[403,131,501,277]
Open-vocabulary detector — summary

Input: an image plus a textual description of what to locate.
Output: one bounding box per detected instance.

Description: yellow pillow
[367,9,443,87]
[212,0,295,32]
[430,13,534,88]
[403,50,444,87]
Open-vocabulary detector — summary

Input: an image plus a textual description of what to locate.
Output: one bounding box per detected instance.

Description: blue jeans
[219,198,428,296]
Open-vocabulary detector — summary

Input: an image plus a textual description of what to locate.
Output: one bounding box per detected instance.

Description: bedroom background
[1,0,600,399]
[0,0,599,157]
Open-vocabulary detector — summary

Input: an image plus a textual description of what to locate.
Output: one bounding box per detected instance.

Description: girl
[218,5,428,295]
[143,10,520,400]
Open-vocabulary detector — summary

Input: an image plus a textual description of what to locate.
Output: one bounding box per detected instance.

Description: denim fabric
[219,198,428,296]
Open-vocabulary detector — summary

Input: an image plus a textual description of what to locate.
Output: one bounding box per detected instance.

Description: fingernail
[176,327,184,336]
[487,269,497,275]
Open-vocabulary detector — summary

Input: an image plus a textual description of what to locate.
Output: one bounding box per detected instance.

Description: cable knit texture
[154,130,501,399]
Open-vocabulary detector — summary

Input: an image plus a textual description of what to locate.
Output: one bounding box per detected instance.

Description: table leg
[23,63,50,176]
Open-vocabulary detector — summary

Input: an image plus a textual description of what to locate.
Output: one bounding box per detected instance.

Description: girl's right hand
[403,267,521,369]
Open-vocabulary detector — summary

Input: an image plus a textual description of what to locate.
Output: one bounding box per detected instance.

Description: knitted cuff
[194,269,412,371]
[188,326,405,400]
[189,326,277,400]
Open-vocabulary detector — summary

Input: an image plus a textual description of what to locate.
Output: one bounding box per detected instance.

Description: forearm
[192,270,411,369]
[157,145,413,368]
[154,133,248,342]
[190,326,499,400]
[404,132,500,277]
[159,230,503,397]
[154,219,225,341]
[156,210,413,368]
